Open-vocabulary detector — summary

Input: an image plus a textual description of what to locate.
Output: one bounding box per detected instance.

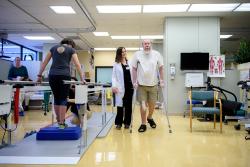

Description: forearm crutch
[130,89,137,133]
[160,86,172,133]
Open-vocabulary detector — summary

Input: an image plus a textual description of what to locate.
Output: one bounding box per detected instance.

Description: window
[0,39,38,61]
[23,48,36,60]
[95,66,113,84]
[1,39,21,60]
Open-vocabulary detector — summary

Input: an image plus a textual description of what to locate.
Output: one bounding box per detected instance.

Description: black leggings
[49,75,70,105]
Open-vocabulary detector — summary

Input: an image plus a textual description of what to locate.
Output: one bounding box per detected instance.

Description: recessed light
[50,6,76,14]
[189,4,239,12]
[96,5,141,13]
[23,36,55,40]
[143,4,190,13]
[93,32,109,36]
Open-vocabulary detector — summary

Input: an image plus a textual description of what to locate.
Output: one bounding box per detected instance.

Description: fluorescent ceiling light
[143,4,190,13]
[50,6,76,14]
[93,32,109,36]
[189,4,239,12]
[23,36,55,40]
[220,35,232,39]
[141,35,163,39]
[111,36,140,39]
[234,3,250,11]
[96,5,141,13]
[94,48,116,51]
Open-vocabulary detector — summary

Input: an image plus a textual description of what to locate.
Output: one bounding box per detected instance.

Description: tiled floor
[0,105,249,167]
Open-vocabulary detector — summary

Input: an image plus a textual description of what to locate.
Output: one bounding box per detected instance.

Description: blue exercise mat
[36,126,82,140]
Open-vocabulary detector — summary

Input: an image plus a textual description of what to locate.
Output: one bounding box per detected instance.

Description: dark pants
[49,75,70,105]
[115,88,134,126]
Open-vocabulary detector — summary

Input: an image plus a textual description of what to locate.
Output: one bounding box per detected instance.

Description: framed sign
[185,73,204,87]
[208,55,225,78]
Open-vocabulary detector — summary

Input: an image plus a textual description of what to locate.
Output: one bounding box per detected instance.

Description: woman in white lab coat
[112,47,134,129]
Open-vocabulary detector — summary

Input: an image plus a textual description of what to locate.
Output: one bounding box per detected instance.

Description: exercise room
[0,1,250,167]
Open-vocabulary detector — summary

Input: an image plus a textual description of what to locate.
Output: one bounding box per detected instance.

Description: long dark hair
[60,38,76,48]
[115,47,127,63]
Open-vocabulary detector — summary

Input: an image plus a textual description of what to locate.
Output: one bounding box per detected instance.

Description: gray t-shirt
[49,44,76,76]
[131,50,163,86]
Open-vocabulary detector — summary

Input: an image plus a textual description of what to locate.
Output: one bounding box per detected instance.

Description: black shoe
[24,105,29,111]
[124,125,130,129]
[147,118,157,128]
[116,125,122,130]
[138,124,147,132]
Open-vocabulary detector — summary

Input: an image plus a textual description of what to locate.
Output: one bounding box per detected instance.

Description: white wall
[21,61,41,81]
[164,17,220,114]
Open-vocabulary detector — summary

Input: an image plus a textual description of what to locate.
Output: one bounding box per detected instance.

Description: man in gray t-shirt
[131,39,165,133]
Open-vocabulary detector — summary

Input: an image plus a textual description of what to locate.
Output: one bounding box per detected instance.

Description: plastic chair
[188,90,222,133]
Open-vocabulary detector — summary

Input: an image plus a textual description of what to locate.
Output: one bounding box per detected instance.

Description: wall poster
[208,55,225,78]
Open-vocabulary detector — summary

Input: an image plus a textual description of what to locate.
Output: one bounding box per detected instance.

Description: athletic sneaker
[58,123,68,129]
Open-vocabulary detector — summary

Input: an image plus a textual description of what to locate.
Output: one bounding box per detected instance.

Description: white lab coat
[112,62,124,107]
[111,62,132,107]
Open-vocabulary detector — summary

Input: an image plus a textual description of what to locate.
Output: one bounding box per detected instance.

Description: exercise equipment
[206,77,245,124]
[1,80,51,123]
[42,91,51,116]
[24,130,36,138]
[36,82,88,154]
[0,80,50,148]
[64,81,111,153]
[233,80,250,135]
[36,127,81,140]
[0,84,13,148]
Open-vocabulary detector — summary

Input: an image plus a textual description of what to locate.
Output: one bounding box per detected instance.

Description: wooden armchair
[189,90,222,133]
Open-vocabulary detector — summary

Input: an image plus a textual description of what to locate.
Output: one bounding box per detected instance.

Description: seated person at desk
[8,57,32,111]
[8,57,29,81]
